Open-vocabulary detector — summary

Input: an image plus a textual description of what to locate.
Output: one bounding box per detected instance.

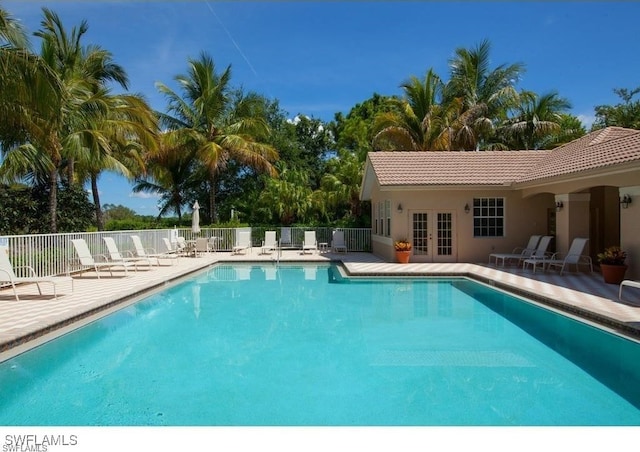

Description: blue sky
[5,1,640,215]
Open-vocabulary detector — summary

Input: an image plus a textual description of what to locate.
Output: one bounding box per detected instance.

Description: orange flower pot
[395,250,411,264]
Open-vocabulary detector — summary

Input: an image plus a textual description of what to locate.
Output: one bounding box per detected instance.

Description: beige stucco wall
[370,186,553,263]
[620,187,640,280]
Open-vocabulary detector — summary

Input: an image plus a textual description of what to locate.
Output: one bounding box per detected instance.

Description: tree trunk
[49,168,58,233]
[91,174,104,231]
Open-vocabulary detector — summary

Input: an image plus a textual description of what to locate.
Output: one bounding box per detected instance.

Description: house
[360,126,640,279]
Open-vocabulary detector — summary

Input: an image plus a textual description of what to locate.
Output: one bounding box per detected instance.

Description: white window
[385,200,391,237]
[473,197,505,237]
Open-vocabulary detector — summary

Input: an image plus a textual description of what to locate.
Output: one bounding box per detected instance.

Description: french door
[410,211,456,262]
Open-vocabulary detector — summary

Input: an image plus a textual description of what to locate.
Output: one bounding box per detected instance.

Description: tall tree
[592,87,640,130]
[501,91,571,150]
[1,8,152,232]
[156,52,278,222]
[372,69,449,150]
[445,39,524,150]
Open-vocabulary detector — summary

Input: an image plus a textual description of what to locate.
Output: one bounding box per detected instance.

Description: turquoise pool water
[1,263,639,426]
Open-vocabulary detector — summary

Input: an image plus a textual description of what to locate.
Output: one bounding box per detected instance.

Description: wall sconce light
[555,201,564,212]
[620,194,632,209]
[464,203,470,214]
[397,203,403,213]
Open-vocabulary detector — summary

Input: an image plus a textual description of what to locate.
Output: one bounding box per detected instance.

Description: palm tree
[501,91,571,150]
[156,52,278,221]
[372,69,449,150]
[257,164,312,225]
[320,150,364,219]
[73,92,158,229]
[133,131,198,220]
[445,39,524,150]
[1,8,157,231]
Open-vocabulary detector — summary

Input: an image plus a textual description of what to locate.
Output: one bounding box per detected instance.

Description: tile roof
[367,127,640,187]
[368,150,549,186]
[518,127,640,182]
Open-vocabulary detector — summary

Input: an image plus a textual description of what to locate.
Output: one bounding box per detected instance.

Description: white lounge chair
[521,235,556,272]
[103,237,154,268]
[331,230,347,253]
[489,235,542,267]
[280,227,292,248]
[302,231,317,254]
[232,231,252,255]
[542,237,592,275]
[0,247,73,301]
[261,231,278,254]
[71,238,136,278]
[130,235,178,265]
[619,280,640,301]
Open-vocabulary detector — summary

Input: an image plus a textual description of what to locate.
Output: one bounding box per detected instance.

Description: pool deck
[1,248,640,360]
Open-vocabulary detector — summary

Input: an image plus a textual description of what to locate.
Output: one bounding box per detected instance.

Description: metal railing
[0,227,372,278]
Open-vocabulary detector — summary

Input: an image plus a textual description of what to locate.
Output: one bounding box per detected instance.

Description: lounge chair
[0,247,73,301]
[261,231,278,254]
[103,237,155,268]
[331,230,347,253]
[619,280,640,301]
[524,237,592,275]
[302,231,317,254]
[489,235,542,267]
[71,238,136,278]
[520,235,556,272]
[130,235,178,265]
[232,231,252,255]
[280,227,292,248]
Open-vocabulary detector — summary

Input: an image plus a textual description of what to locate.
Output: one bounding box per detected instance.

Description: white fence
[0,227,372,278]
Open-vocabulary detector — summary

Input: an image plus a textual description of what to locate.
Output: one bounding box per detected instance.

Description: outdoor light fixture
[555,201,564,212]
[620,194,632,209]
[464,203,470,214]
[397,203,403,213]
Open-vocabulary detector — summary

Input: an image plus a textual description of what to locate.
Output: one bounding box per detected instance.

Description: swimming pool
[1,263,639,425]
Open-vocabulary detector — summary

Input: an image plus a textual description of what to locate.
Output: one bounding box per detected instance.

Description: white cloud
[577,113,596,130]
[129,192,160,199]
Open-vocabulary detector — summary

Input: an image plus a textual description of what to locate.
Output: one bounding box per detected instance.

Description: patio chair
[194,237,210,256]
[520,235,556,272]
[71,238,136,278]
[130,235,178,265]
[302,231,317,254]
[261,231,278,254]
[103,237,155,268]
[280,227,292,248]
[331,230,348,253]
[175,236,196,257]
[0,247,73,301]
[619,280,640,301]
[232,231,252,255]
[530,237,592,275]
[489,235,541,267]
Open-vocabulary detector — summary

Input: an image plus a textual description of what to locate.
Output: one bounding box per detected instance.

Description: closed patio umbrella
[192,201,201,234]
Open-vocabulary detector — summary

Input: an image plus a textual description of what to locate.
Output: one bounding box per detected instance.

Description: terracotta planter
[395,250,411,264]
[600,264,627,285]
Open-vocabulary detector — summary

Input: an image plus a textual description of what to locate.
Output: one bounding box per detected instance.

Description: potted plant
[597,246,628,284]
[394,239,412,264]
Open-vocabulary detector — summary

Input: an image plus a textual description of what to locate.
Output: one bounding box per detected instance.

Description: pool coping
[338,264,640,341]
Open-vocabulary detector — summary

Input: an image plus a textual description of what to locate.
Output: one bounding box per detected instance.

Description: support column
[620,186,640,280]
[554,193,590,255]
